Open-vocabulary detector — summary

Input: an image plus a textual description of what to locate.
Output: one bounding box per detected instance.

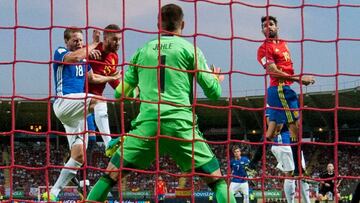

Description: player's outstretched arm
[88,70,120,84]
[195,49,222,100]
[64,42,100,63]
[267,63,315,86]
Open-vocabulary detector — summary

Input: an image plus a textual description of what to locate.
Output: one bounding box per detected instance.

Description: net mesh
[0,0,360,203]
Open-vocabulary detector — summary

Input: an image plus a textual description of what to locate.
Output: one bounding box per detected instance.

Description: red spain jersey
[89,42,120,95]
[156,180,166,195]
[257,40,294,86]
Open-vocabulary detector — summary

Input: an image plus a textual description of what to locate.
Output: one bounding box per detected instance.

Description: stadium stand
[0,138,358,200]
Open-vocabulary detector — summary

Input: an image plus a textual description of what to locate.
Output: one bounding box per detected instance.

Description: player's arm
[114,50,140,98]
[336,179,342,188]
[267,63,315,86]
[64,42,100,63]
[88,69,120,84]
[257,46,315,86]
[109,79,121,90]
[245,157,251,166]
[64,31,101,63]
[105,53,121,89]
[319,173,326,186]
[195,48,222,100]
[114,81,135,98]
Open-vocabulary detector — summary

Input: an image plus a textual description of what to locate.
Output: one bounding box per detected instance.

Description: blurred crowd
[0,140,359,198]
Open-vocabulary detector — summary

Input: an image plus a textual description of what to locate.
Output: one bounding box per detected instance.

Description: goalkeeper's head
[159,4,184,34]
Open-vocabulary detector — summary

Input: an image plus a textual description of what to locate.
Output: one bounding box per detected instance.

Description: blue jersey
[53,47,91,96]
[230,156,250,183]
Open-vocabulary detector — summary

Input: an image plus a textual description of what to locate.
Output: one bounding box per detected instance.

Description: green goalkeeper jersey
[124,35,221,123]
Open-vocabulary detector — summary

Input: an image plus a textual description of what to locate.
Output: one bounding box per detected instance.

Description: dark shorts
[267,85,299,124]
[158,194,165,200]
[320,187,334,196]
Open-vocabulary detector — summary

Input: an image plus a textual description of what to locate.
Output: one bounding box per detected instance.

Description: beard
[262,28,278,39]
[268,31,277,38]
[265,30,277,39]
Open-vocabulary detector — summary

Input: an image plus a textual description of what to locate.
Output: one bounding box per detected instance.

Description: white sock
[101,135,111,148]
[243,194,249,203]
[51,158,82,197]
[300,180,311,203]
[284,179,295,203]
[94,102,111,148]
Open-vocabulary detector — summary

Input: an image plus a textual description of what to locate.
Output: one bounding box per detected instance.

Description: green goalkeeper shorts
[110,119,219,174]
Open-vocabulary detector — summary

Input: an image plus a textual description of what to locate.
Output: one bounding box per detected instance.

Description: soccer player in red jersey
[89,24,121,96]
[248,15,315,201]
[68,24,122,198]
[155,176,168,203]
[87,24,122,158]
[257,16,315,141]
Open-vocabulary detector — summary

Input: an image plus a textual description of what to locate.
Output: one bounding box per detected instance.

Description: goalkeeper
[87,3,236,203]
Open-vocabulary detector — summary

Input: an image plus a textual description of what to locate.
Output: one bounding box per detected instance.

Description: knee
[71,152,84,164]
[108,172,119,182]
[283,172,292,177]
[106,163,129,182]
[207,178,226,191]
[89,99,99,113]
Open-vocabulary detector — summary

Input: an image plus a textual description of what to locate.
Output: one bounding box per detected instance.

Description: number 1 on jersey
[160,55,166,93]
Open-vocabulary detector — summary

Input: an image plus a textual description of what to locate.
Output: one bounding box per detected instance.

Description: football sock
[87,174,116,201]
[208,179,236,203]
[284,179,295,203]
[243,194,250,203]
[51,158,82,197]
[300,180,311,203]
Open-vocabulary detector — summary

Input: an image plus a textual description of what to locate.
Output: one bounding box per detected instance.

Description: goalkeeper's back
[123,35,221,123]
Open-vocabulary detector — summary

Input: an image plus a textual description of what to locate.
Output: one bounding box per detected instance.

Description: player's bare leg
[266,120,279,140]
[288,121,299,142]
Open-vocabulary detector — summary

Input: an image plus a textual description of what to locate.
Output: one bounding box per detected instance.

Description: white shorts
[53,93,94,149]
[271,145,294,172]
[230,181,249,196]
[271,145,307,172]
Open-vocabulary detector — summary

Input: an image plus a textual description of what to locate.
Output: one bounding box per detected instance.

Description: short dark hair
[104,24,121,36]
[261,16,278,28]
[64,27,83,41]
[160,4,184,32]
[232,145,241,153]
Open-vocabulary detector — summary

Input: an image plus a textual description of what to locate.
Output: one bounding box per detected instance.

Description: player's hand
[89,49,102,60]
[301,75,315,86]
[211,65,224,82]
[93,30,101,43]
[325,183,331,187]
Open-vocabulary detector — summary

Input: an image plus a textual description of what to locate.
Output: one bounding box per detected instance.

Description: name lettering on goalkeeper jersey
[152,43,173,50]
